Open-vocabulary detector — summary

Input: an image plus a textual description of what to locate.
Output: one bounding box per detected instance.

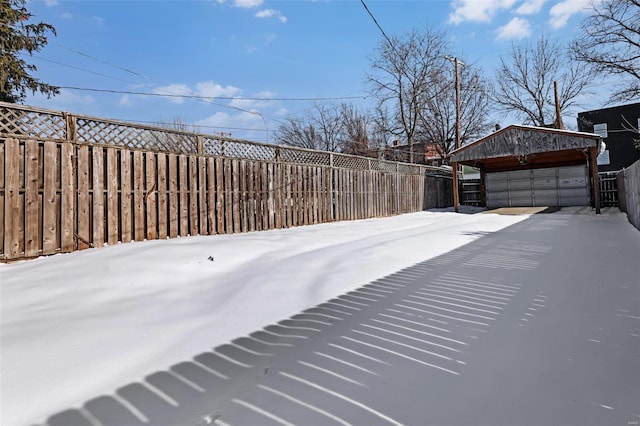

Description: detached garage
[450,125,602,213]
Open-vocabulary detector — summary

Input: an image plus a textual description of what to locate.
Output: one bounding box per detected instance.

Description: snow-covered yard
[1,209,529,426]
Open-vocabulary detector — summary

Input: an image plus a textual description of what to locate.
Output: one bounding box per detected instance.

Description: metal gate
[599,171,619,207]
[486,165,590,208]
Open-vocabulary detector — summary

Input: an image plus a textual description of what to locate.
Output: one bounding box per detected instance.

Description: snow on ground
[0,208,529,426]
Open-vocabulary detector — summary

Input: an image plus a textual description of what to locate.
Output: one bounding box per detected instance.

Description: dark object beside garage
[449,125,602,213]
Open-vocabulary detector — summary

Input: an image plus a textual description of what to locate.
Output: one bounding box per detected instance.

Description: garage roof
[449,125,601,172]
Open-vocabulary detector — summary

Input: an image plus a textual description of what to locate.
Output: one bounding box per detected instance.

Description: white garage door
[485,165,590,208]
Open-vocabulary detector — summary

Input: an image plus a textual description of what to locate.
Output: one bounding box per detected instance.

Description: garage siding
[486,165,590,208]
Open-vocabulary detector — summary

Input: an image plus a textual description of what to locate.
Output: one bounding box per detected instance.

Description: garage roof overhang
[449,125,601,173]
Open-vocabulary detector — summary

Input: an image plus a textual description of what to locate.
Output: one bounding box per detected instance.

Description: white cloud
[44,0,59,6]
[152,84,192,104]
[516,0,546,14]
[548,0,592,28]
[195,111,268,140]
[119,95,133,107]
[195,81,242,98]
[496,17,532,40]
[60,12,73,19]
[449,0,517,24]
[255,9,287,23]
[234,0,263,8]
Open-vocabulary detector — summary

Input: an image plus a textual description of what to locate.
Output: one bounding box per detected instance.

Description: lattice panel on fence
[333,154,369,170]
[370,158,398,173]
[75,118,199,153]
[279,147,331,166]
[202,137,278,161]
[0,106,66,140]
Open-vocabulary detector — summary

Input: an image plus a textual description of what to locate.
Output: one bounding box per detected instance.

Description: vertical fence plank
[157,153,168,239]
[179,155,189,236]
[239,160,248,232]
[0,141,4,256]
[247,161,256,232]
[24,140,39,257]
[216,157,225,234]
[92,147,105,248]
[106,148,119,245]
[133,151,145,241]
[224,158,233,233]
[4,139,20,259]
[121,150,132,243]
[198,157,207,235]
[266,162,274,230]
[232,159,240,233]
[274,163,284,229]
[77,146,90,249]
[207,157,216,235]
[146,153,157,240]
[290,165,297,227]
[61,143,74,252]
[168,154,178,238]
[189,156,198,236]
[42,142,58,254]
[254,162,263,231]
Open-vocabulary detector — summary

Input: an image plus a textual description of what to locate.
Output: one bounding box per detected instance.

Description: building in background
[578,103,640,172]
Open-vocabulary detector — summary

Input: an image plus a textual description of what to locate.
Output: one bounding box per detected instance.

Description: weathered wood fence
[617,159,640,231]
[0,103,452,261]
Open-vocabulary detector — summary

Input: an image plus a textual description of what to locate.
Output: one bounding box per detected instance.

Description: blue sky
[25,0,612,142]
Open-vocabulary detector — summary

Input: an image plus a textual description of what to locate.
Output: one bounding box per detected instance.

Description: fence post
[197,135,204,156]
[64,112,76,142]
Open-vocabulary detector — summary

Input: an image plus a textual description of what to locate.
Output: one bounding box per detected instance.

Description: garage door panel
[509,179,532,190]
[485,165,589,208]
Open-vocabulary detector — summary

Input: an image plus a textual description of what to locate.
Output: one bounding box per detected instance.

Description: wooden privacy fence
[0,103,452,261]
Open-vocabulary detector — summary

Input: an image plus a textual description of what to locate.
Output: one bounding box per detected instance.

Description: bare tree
[276,103,344,152]
[367,28,449,162]
[339,104,370,156]
[572,0,640,102]
[418,63,492,158]
[493,35,593,126]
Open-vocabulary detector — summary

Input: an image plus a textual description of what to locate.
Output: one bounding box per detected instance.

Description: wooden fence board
[168,154,178,238]
[215,157,225,234]
[133,151,145,241]
[61,143,74,252]
[198,157,207,236]
[261,162,269,230]
[189,156,198,236]
[0,141,4,256]
[224,159,233,233]
[120,150,132,243]
[255,162,263,231]
[267,162,274,230]
[179,155,188,236]
[206,157,216,234]
[232,159,240,233]
[24,140,39,257]
[247,161,256,232]
[239,160,248,232]
[77,146,90,249]
[157,153,168,239]
[92,147,105,248]
[4,139,20,258]
[42,142,57,254]
[146,153,157,240]
[106,148,119,245]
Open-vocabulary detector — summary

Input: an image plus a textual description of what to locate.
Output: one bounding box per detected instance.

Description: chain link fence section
[0,101,451,176]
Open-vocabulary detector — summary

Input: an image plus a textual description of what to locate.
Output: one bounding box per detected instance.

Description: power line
[56,86,366,102]
[359,0,396,52]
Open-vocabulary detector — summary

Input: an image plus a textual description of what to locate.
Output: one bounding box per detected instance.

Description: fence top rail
[0,101,450,175]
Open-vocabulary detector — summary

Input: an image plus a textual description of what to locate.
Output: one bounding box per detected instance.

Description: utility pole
[445,56,464,212]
